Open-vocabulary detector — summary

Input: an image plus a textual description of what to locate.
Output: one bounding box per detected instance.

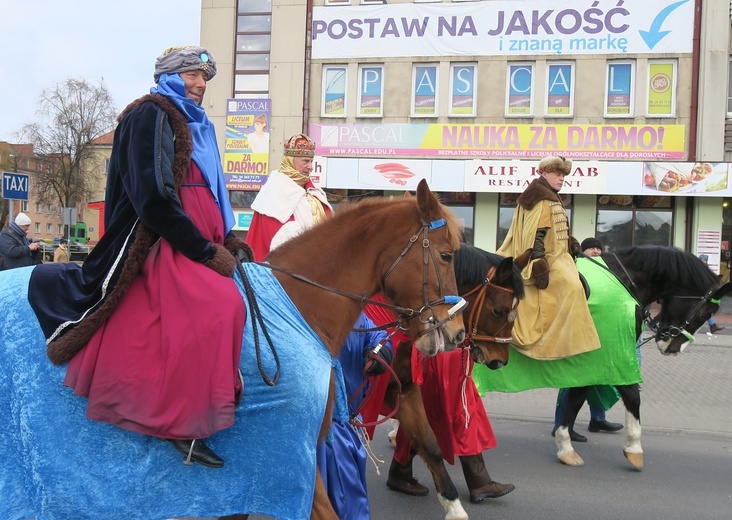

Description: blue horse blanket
[0,264,332,520]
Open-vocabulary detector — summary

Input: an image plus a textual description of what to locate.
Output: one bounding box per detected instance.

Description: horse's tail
[46,226,159,365]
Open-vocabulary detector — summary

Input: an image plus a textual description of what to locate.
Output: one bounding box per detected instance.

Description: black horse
[556,246,732,469]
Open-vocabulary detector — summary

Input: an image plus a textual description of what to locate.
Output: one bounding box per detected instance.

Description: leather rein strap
[460,266,517,346]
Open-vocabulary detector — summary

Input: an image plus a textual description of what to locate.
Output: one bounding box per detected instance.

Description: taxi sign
[2,172,29,200]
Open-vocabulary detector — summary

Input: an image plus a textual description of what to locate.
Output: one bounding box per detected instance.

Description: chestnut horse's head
[380,179,466,355]
[455,245,524,369]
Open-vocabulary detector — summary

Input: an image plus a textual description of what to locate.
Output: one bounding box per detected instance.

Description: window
[46,204,53,214]
[647,60,676,117]
[235,1,272,97]
[35,202,42,213]
[21,201,29,212]
[449,63,477,117]
[596,195,673,248]
[496,193,573,249]
[506,62,534,117]
[57,224,63,235]
[411,64,439,117]
[322,66,348,118]
[357,64,384,118]
[545,62,574,117]
[605,61,634,117]
[46,223,52,234]
[239,0,270,11]
[728,58,732,114]
[439,192,476,243]
[498,193,573,246]
[34,222,40,233]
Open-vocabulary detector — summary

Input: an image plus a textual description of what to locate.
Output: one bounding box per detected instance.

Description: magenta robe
[65,163,244,439]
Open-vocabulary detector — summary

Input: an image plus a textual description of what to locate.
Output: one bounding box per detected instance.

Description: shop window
[497,193,573,247]
[595,195,673,249]
[440,192,475,244]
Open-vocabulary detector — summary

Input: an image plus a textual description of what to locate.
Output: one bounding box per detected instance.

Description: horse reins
[460,265,517,347]
[348,264,519,430]
[578,251,719,344]
[236,218,466,387]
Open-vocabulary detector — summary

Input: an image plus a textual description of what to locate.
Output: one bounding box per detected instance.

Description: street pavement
[485,322,732,436]
[205,318,732,520]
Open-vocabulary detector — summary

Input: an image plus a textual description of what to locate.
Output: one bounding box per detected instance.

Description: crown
[283,134,315,158]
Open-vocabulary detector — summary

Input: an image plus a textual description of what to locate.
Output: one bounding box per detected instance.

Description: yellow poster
[648,62,674,116]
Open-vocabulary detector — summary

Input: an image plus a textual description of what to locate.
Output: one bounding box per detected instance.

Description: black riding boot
[168,438,225,468]
[386,456,429,496]
[459,453,515,503]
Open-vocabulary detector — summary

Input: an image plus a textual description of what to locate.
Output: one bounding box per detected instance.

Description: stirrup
[184,439,196,466]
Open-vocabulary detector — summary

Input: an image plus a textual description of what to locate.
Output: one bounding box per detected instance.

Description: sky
[0,0,201,141]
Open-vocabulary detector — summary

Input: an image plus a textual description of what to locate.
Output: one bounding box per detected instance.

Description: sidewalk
[484,328,732,437]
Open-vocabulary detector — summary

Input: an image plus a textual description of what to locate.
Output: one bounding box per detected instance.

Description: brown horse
[0,180,465,520]
[220,178,466,520]
[363,245,524,520]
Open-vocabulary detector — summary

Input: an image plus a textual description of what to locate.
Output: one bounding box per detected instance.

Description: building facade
[1,142,66,242]
[202,0,732,280]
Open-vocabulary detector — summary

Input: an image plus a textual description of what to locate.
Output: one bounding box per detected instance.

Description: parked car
[37,239,58,263]
[68,241,89,262]
[36,238,89,263]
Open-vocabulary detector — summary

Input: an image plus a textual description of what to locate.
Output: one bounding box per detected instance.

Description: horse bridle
[581,252,720,345]
[238,217,466,386]
[381,217,467,337]
[646,288,720,344]
[460,265,518,350]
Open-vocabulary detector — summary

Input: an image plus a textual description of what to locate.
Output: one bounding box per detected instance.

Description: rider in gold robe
[497,156,600,359]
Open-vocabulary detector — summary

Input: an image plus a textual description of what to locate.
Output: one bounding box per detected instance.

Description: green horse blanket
[474,257,642,397]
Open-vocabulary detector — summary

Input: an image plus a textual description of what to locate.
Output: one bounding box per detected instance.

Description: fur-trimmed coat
[497,176,600,359]
[28,94,245,365]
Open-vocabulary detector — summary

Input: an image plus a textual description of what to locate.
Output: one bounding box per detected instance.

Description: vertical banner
[358,65,383,117]
[322,66,347,117]
[450,63,476,116]
[647,61,675,116]
[606,62,633,116]
[697,230,722,274]
[412,64,438,116]
[506,63,533,116]
[546,63,573,116]
[224,98,272,190]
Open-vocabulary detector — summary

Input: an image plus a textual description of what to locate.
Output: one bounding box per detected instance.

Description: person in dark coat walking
[0,213,41,269]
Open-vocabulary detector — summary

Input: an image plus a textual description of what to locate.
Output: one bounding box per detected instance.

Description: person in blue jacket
[316,312,393,519]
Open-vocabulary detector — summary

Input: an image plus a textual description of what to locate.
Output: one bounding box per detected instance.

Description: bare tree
[19,78,117,211]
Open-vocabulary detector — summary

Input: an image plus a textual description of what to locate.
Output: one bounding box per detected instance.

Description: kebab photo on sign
[643,162,728,193]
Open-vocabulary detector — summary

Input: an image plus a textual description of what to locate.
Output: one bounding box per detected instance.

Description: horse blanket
[474,257,643,394]
[0,264,332,520]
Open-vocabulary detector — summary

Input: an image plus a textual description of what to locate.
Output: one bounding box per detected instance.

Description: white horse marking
[438,494,469,520]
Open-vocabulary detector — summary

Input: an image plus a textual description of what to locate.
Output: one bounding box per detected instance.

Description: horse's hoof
[624,450,644,470]
[558,451,585,467]
[438,494,469,520]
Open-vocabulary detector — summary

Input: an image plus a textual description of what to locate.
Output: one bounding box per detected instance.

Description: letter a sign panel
[2,172,29,200]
